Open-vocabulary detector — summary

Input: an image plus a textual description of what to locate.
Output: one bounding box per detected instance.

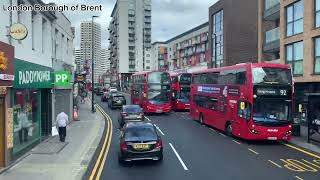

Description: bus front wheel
[199,114,204,125]
[225,121,233,136]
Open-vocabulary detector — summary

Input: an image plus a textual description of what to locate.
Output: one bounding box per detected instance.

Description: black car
[108,93,126,109]
[96,87,104,96]
[118,122,163,164]
[118,105,144,127]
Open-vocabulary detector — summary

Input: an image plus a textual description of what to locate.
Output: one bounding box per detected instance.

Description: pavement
[96,93,320,180]
[0,100,106,180]
[290,125,320,154]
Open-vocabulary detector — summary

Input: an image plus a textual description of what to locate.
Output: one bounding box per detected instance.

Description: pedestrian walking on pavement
[56,111,69,142]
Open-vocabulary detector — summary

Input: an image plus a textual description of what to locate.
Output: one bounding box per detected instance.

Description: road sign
[54,71,71,87]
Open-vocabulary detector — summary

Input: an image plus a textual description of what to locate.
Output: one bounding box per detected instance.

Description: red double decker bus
[131,71,172,113]
[170,73,192,111]
[190,63,293,140]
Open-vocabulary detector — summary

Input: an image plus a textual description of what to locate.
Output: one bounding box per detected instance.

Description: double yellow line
[89,105,113,180]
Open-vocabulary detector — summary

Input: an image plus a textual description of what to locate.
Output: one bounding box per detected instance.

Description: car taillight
[120,142,128,151]
[121,112,128,116]
[155,139,162,149]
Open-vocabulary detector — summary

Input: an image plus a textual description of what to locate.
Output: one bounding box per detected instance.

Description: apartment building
[152,42,168,71]
[109,0,152,88]
[101,49,111,72]
[74,49,81,71]
[80,21,101,84]
[209,0,259,68]
[258,0,320,118]
[152,23,209,73]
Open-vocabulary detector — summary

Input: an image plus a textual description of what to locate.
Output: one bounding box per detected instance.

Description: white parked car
[109,87,117,93]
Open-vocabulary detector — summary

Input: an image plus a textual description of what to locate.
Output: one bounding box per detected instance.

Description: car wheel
[118,153,126,165]
[199,113,204,125]
[225,121,233,137]
[157,150,163,163]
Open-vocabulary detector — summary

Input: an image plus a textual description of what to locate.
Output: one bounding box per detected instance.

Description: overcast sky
[43,0,218,49]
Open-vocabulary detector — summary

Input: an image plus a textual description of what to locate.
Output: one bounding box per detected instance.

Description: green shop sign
[14,59,53,88]
[54,71,71,88]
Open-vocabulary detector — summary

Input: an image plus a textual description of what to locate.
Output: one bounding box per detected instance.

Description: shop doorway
[41,89,52,137]
[0,98,5,167]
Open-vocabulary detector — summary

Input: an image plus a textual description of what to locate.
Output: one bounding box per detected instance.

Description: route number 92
[280,90,287,96]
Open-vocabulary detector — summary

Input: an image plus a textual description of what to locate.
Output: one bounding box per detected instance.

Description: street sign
[54,71,71,87]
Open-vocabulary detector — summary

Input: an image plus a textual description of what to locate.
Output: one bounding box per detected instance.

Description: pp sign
[54,71,71,87]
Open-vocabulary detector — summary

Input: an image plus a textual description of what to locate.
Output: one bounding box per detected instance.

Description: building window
[286,41,303,75]
[315,37,320,73]
[212,10,224,68]
[286,0,304,36]
[316,0,320,28]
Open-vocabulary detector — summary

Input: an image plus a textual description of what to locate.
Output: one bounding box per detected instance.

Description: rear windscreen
[125,127,157,141]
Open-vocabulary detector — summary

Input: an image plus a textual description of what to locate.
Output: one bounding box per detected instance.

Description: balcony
[129,23,135,28]
[128,17,135,22]
[129,41,135,47]
[129,36,135,41]
[263,27,280,53]
[129,29,135,34]
[144,18,151,23]
[264,0,280,21]
[145,11,151,17]
[144,24,151,29]
[145,5,151,11]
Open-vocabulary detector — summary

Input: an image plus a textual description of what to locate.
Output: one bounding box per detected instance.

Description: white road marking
[145,116,151,122]
[268,160,282,168]
[154,125,165,136]
[294,176,304,180]
[209,128,217,133]
[219,133,226,137]
[248,148,259,155]
[232,140,241,145]
[169,143,189,171]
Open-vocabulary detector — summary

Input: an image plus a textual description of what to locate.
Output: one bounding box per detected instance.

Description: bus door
[235,101,251,137]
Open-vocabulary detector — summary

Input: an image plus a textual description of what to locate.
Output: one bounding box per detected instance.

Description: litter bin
[292,118,301,136]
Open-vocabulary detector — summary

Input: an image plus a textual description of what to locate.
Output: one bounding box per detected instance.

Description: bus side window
[238,102,251,120]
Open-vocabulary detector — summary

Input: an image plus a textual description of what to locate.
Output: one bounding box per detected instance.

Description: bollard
[73,106,80,121]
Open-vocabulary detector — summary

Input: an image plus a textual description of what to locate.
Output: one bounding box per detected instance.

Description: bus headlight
[249,128,260,135]
[285,130,292,136]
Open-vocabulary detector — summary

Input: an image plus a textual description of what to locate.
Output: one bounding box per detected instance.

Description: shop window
[13,89,40,155]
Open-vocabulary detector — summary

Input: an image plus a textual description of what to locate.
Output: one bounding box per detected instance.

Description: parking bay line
[294,176,304,180]
[145,116,151,122]
[232,140,241,145]
[154,125,165,136]
[169,143,189,171]
[248,148,259,155]
[268,160,282,168]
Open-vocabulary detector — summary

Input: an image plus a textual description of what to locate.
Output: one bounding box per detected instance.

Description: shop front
[0,41,14,167]
[12,59,53,157]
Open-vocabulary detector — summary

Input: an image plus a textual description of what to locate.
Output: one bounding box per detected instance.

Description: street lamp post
[91,15,99,113]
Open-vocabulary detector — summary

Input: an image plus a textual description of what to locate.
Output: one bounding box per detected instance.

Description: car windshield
[124,106,142,113]
[178,88,190,102]
[252,67,292,85]
[148,84,170,104]
[124,126,157,141]
[180,74,192,85]
[253,100,290,123]
[148,72,170,84]
[114,96,125,100]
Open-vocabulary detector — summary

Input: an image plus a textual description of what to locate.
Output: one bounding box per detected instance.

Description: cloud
[42,0,218,49]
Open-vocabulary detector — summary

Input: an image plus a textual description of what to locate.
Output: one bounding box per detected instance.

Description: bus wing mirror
[240,102,245,110]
